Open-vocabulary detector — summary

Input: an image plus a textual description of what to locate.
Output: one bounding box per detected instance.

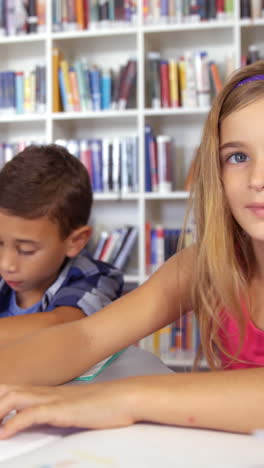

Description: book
[157,134,172,192]
[60,59,74,111]
[168,59,179,108]
[145,124,153,192]
[89,66,101,111]
[113,226,138,270]
[148,52,161,108]
[118,59,137,110]
[27,0,38,33]
[209,61,223,95]
[160,60,170,108]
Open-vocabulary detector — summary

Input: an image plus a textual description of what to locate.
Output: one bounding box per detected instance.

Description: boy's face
[0,211,72,308]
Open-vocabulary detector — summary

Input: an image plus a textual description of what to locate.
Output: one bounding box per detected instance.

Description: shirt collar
[42,257,74,309]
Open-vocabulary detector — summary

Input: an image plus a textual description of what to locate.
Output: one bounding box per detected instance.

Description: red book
[145,222,151,272]
[99,234,112,261]
[149,136,158,192]
[216,0,225,18]
[118,59,137,110]
[160,61,171,108]
[80,140,93,180]
[84,0,90,28]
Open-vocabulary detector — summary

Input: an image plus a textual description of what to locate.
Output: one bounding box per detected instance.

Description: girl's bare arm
[0,246,195,385]
[0,365,263,437]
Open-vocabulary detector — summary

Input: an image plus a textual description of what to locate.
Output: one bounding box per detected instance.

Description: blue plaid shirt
[0,250,123,316]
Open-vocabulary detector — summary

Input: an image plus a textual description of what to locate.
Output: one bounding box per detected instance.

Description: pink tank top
[219,306,264,369]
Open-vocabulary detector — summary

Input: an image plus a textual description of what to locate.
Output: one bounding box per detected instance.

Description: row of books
[52,0,137,31]
[89,225,138,271]
[56,137,138,193]
[53,49,137,112]
[0,66,46,115]
[240,0,264,18]
[145,126,174,193]
[145,224,194,273]
[144,0,234,24]
[0,140,43,167]
[141,313,200,358]
[0,0,45,36]
[147,51,223,110]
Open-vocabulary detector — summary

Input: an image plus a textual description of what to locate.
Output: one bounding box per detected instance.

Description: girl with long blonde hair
[0,61,264,436]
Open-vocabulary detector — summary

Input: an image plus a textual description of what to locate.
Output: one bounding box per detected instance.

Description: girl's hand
[0,381,138,439]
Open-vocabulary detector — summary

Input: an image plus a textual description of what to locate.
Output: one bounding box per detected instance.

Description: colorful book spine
[148,52,161,108]
[60,59,74,111]
[157,135,172,192]
[145,125,153,192]
[101,70,111,110]
[15,71,24,114]
[118,59,137,110]
[168,59,179,107]
[160,60,171,108]
[27,0,38,33]
[89,66,101,111]
[113,226,138,270]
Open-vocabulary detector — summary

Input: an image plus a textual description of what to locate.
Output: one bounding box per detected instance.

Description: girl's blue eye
[227,152,249,164]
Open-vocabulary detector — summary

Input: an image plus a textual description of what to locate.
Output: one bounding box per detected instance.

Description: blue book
[90,139,103,191]
[8,71,16,113]
[145,125,153,192]
[150,228,157,272]
[160,0,168,18]
[101,71,111,110]
[15,71,24,114]
[58,68,67,111]
[2,72,8,111]
[0,72,4,111]
[89,67,101,111]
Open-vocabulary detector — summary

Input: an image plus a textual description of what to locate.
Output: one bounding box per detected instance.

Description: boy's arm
[0,246,195,385]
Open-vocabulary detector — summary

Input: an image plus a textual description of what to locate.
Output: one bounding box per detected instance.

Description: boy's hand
[0,381,138,438]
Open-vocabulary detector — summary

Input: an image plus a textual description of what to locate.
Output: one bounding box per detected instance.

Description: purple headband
[234,74,264,88]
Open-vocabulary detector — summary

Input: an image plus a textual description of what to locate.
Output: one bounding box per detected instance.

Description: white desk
[1,347,263,467]
[2,423,264,467]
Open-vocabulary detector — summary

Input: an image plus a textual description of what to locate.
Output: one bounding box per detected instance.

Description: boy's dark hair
[0,144,93,238]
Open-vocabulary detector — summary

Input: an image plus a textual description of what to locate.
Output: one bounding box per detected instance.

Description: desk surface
[3,422,264,467]
[2,348,263,467]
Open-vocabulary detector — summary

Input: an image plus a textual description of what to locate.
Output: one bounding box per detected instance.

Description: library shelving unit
[1,0,264,368]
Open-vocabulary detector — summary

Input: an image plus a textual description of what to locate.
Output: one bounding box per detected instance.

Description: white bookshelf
[0,0,263,367]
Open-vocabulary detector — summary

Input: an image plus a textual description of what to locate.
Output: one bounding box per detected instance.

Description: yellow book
[24,71,32,114]
[60,59,74,112]
[52,48,63,112]
[169,59,179,107]
[153,330,160,356]
[159,326,171,357]
[178,59,186,107]
[30,71,36,113]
